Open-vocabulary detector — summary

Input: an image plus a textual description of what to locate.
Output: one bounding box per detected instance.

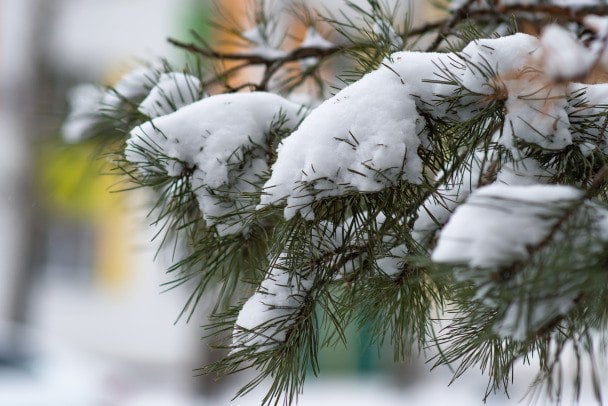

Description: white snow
[259,33,597,220]
[494,297,577,340]
[540,25,595,82]
[47,0,179,79]
[583,15,608,71]
[127,92,305,235]
[233,211,404,349]
[496,157,553,185]
[299,27,336,70]
[138,72,202,118]
[585,14,608,37]
[259,53,439,219]
[300,27,335,50]
[62,66,168,142]
[413,149,554,246]
[242,25,287,60]
[62,84,105,143]
[372,19,404,51]
[432,184,582,268]
[312,213,395,276]
[62,67,165,142]
[102,66,159,110]
[569,82,608,154]
[232,256,312,350]
[376,244,408,276]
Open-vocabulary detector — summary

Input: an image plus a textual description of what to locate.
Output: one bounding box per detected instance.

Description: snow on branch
[232,255,312,350]
[259,31,608,219]
[258,52,440,219]
[432,184,585,268]
[126,92,306,235]
[138,72,202,118]
[62,84,106,143]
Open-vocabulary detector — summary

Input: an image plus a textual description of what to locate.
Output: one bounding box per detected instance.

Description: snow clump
[232,256,312,350]
[138,72,202,118]
[126,92,306,236]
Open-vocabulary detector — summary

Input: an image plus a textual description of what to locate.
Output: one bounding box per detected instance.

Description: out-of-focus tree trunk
[0,0,59,331]
[0,0,35,327]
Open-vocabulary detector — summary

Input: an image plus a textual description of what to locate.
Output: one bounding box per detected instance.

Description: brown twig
[425,2,608,52]
[427,0,478,52]
[168,37,343,67]
[168,37,349,91]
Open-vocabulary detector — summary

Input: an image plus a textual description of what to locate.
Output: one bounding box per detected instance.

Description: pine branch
[61,1,608,404]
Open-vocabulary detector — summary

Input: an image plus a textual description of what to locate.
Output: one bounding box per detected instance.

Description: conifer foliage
[63,1,608,404]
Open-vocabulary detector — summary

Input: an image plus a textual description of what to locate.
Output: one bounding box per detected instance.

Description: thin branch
[427,0,478,52]
[168,37,344,66]
[491,3,608,24]
[168,37,349,91]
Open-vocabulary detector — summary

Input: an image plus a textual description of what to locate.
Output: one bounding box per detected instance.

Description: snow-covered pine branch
[62,1,608,404]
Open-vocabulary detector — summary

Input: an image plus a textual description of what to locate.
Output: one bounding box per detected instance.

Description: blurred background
[0,0,602,405]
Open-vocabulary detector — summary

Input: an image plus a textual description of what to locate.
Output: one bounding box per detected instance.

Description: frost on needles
[62,3,608,404]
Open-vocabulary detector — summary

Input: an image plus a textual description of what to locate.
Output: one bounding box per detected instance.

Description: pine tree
[63,1,608,404]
